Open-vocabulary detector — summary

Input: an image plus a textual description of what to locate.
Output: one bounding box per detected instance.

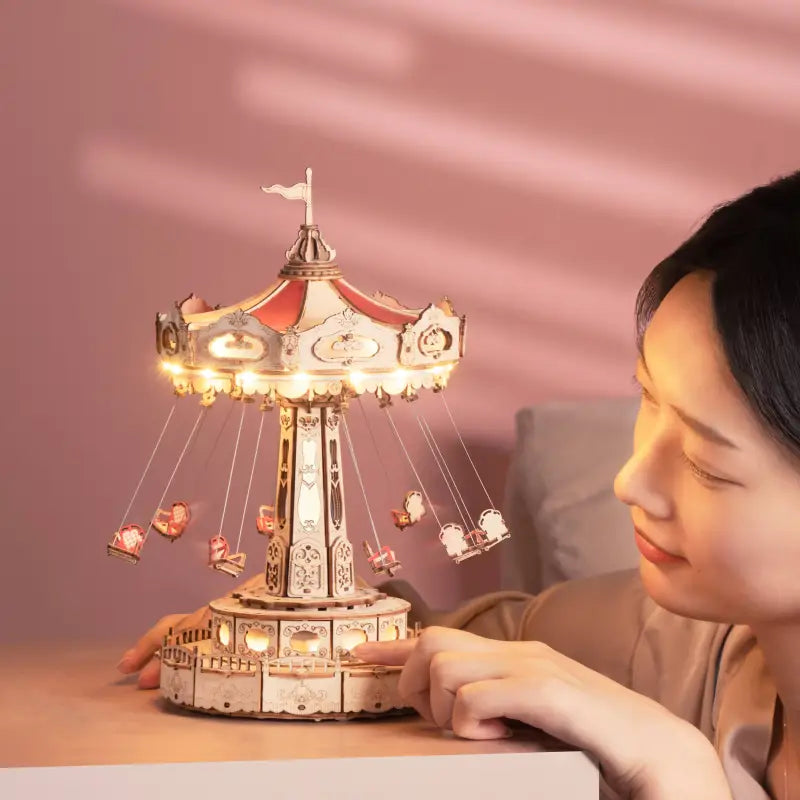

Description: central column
[265,402,356,600]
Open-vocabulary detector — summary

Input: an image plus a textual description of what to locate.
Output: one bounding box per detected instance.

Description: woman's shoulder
[519,570,732,704]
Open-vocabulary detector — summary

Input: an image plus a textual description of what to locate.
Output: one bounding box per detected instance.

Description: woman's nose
[613,441,673,520]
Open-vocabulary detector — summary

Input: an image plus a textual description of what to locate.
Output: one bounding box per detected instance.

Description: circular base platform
[163,697,414,722]
[160,590,412,720]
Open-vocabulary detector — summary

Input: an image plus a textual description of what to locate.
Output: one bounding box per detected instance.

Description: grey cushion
[500,397,641,595]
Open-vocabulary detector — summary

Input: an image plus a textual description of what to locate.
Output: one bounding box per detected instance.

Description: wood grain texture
[0,641,578,768]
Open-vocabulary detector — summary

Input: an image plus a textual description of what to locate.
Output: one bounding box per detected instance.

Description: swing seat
[466,529,490,552]
[452,546,483,564]
[152,502,191,540]
[208,534,230,564]
[212,552,247,577]
[107,543,141,564]
[391,509,411,530]
[362,542,402,577]
[256,505,275,535]
[107,524,145,564]
[482,531,512,551]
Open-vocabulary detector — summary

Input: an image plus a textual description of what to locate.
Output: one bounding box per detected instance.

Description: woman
[118,172,800,799]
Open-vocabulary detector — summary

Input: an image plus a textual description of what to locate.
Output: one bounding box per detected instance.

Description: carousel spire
[261,167,338,278]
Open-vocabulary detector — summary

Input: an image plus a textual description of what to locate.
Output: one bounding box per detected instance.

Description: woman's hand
[116,572,263,689]
[352,629,732,800]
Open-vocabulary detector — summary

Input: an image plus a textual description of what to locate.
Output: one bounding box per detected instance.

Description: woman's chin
[638,559,730,622]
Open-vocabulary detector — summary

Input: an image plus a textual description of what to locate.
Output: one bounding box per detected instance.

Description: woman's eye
[681,452,724,484]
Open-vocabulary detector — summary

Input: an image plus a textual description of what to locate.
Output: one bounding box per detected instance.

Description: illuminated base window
[381,625,399,641]
[217,621,231,648]
[339,628,368,654]
[245,628,270,653]
[290,630,322,654]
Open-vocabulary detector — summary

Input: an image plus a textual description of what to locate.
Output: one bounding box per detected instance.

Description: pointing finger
[137,655,162,689]
[351,638,417,665]
[117,613,189,674]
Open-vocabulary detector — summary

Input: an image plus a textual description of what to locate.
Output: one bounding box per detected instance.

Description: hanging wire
[439,389,494,507]
[218,403,247,540]
[144,407,206,543]
[418,415,475,530]
[116,402,177,535]
[182,403,209,461]
[383,405,443,530]
[199,398,235,475]
[235,410,266,553]
[179,397,234,503]
[356,396,393,494]
[341,414,382,550]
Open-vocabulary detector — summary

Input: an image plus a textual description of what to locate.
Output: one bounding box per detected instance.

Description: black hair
[636,170,800,460]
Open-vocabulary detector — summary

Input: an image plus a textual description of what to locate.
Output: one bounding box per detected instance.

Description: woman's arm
[353,628,733,800]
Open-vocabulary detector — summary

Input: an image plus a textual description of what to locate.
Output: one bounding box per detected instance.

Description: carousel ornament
[105,167,483,720]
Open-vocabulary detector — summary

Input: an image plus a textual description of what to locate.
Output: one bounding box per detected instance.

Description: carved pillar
[265,403,355,599]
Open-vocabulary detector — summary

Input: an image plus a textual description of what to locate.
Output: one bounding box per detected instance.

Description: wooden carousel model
[106,169,510,719]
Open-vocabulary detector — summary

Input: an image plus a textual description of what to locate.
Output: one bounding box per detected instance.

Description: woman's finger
[119,606,210,674]
[398,627,507,700]
[428,652,516,730]
[451,677,548,740]
[117,613,189,674]
[351,638,417,665]
[135,607,211,689]
[137,655,162,689]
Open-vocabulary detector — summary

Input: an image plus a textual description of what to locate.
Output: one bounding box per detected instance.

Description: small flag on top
[261,167,314,225]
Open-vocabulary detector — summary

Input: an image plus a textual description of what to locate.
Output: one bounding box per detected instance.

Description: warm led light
[244,629,269,653]
[391,369,408,381]
[431,366,443,375]
[162,362,184,375]
[292,372,310,381]
[290,631,321,654]
[217,622,231,648]
[381,625,400,641]
[349,370,365,383]
[238,371,257,385]
[340,628,368,653]
[201,369,215,379]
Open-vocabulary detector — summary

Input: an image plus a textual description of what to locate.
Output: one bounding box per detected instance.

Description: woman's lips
[634,527,685,565]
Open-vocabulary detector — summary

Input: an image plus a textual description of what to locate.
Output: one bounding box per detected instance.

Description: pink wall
[4,0,800,642]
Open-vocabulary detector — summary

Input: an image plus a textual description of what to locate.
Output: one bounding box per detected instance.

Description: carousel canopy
[156,173,464,403]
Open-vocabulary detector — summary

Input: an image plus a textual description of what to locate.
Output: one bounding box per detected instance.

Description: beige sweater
[381,569,778,800]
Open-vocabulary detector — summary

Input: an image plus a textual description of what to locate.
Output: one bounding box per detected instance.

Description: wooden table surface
[0,641,580,768]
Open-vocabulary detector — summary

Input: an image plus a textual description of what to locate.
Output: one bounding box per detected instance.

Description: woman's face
[614,272,800,625]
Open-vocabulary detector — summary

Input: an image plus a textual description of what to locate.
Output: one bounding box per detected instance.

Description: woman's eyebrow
[636,354,740,449]
[672,407,740,449]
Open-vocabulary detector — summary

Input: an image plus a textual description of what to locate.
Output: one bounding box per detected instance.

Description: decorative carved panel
[265,537,286,595]
[298,439,321,532]
[288,540,326,596]
[331,536,355,597]
[329,439,343,531]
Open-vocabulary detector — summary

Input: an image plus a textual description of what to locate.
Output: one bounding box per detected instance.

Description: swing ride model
[106,169,511,719]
